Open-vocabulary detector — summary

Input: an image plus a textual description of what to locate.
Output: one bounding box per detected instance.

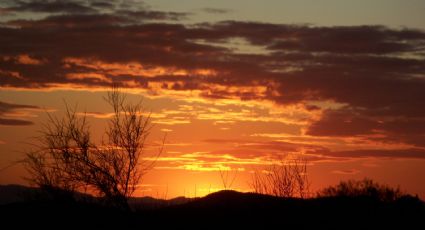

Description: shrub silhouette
[250,157,310,198]
[24,88,160,210]
[318,178,404,202]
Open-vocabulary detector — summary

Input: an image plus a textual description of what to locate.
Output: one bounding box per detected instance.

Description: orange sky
[1,0,425,199]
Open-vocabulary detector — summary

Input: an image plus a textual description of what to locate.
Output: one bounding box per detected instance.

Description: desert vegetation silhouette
[24,88,161,210]
[318,178,405,202]
[250,156,310,198]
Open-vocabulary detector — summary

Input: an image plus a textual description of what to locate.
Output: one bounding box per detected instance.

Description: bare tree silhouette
[24,88,162,210]
[250,156,310,198]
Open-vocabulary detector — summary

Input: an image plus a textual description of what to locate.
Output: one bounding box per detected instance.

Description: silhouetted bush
[318,178,405,202]
[24,88,162,210]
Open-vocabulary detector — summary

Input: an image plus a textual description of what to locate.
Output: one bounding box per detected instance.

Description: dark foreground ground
[0,185,424,229]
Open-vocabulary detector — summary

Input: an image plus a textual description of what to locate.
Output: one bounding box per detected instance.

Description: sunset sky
[1,0,425,199]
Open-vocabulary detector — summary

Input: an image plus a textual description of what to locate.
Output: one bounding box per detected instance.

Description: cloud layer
[1,0,425,157]
[0,101,40,125]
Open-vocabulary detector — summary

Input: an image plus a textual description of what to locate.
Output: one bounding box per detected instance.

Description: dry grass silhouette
[24,88,161,210]
[219,168,238,190]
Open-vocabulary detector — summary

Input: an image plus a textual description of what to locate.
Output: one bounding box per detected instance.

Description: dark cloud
[201,8,231,14]
[320,148,425,159]
[117,10,189,21]
[89,1,114,9]
[306,108,425,147]
[0,7,425,147]
[267,26,425,54]
[0,118,33,126]
[332,169,360,175]
[0,101,40,112]
[2,0,187,21]
[307,109,380,137]
[199,21,425,54]
[7,0,97,14]
[0,101,40,126]
[8,14,131,28]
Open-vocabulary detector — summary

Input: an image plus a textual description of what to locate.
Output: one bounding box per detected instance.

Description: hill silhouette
[145,190,425,229]
[0,184,193,208]
[0,186,424,229]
